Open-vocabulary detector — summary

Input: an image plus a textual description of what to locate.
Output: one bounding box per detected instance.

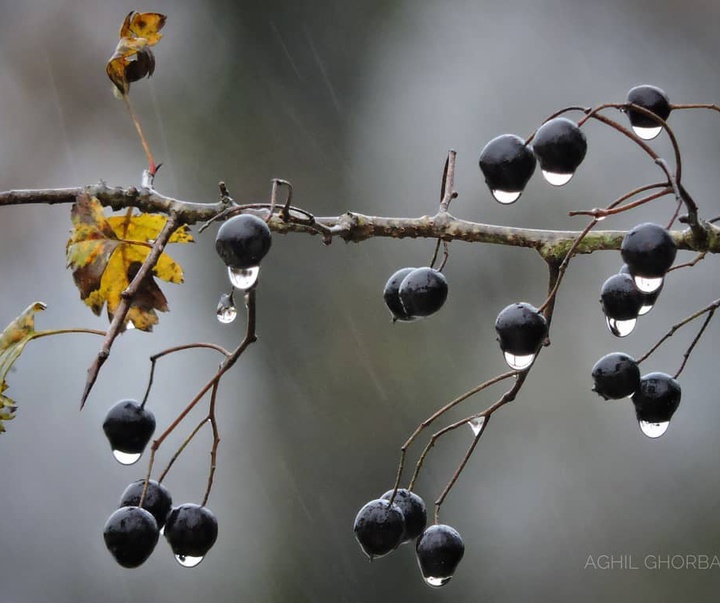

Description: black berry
[353,498,405,560]
[103,506,159,568]
[416,524,465,587]
[165,504,219,567]
[102,399,156,464]
[531,117,587,184]
[621,222,676,280]
[632,372,681,424]
[591,352,640,400]
[478,134,536,204]
[600,273,644,321]
[383,267,416,322]
[381,489,427,543]
[626,85,671,136]
[119,479,173,530]
[398,267,449,318]
[495,302,548,362]
[215,214,272,269]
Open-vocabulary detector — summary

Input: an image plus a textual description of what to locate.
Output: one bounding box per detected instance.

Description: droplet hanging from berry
[625,85,671,141]
[478,134,536,204]
[216,292,237,324]
[531,117,587,186]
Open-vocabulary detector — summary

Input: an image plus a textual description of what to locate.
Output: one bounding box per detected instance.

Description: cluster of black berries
[353,490,464,588]
[103,478,218,568]
[383,267,448,321]
[478,85,671,204]
[593,217,680,437]
[592,354,681,439]
[600,222,676,337]
[101,401,218,568]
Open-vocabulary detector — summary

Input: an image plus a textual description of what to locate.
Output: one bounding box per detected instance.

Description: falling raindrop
[492,189,522,204]
[112,450,142,465]
[606,316,636,338]
[638,304,654,316]
[541,171,573,186]
[503,351,536,370]
[175,554,204,568]
[633,275,663,294]
[632,125,662,141]
[216,293,237,324]
[467,416,486,436]
[424,576,452,588]
[638,420,670,439]
[227,265,259,290]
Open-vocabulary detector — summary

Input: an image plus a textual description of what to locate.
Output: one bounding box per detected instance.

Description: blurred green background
[1,1,720,601]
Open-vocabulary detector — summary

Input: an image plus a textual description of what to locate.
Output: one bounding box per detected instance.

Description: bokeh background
[2,1,720,601]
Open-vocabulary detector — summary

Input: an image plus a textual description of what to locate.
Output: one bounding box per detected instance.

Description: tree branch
[2,185,719,259]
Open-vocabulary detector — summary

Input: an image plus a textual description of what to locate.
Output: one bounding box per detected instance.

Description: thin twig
[141,342,231,407]
[80,214,181,408]
[636,297,720,365]
[201,379,221,506]
[674,309,715,379]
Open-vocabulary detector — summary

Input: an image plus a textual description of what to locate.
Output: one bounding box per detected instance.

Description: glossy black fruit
[626,85,671,129]
[119,479,173,530]
[495,302,548,356]
[383,267,416,322]
[103,506,159,568]
[165,504,219,566]
[531,117,587,179]
[416,524,465,587]
[632,372,681,424]
[600,273,644,320]
[215,214,272,269]
[591,352,640,400]
[102,400,156,460]
[478,134,536,203]
[353,499,405,560]
[381,488,427,543]
[620,223,676,279]
[398,267,449,318]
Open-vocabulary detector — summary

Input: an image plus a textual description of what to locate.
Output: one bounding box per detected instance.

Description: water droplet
[112,450,142,465]
[175,554,204,568]
[638,304,654,316]
[633,275,663,294]
[467,416,486,436]
[541,171,573,186]
[638,420,670,439]
[503,351,536,370]
[491,189,522,204]
[227,266,259,290]
[632,125,662,141]
[595,215,606,221]
[424,576,452,588]
[216,293,237,324]
[125,321,136,331]
[606,316,636,338]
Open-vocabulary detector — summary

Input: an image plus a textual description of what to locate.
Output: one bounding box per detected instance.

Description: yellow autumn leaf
[66,194,192,331]
[0,302,46,433]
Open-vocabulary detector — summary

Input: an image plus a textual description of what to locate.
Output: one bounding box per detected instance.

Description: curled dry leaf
[106,11,167,95]
[0,302,47,433]
[66,194,192,331]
